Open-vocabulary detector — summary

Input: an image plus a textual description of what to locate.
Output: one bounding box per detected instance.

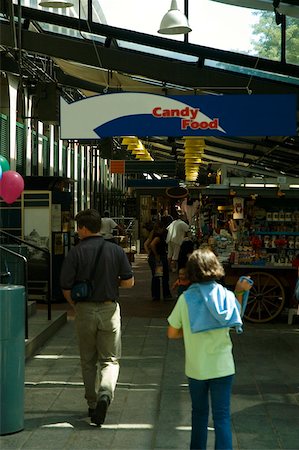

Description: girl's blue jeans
[188,374,234,450]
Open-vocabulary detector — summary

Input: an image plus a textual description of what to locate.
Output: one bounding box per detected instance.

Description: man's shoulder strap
[90,239,105,281]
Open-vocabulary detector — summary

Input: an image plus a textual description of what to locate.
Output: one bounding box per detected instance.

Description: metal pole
[184,0,188,43]
[281,14,286,64]
[48,250,52,321]
[88,0,92,24]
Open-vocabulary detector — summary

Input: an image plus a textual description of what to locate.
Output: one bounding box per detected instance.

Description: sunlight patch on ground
[26,381,84,386]
[41,422,74,428]
[176,426,215,432]
[34,355,80,360]
[121,355,163,359]
[99,424,153,429]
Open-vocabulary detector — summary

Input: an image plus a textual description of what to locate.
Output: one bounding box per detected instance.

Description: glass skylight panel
[38,22,83,38]
[117,41,197,62]
[37,22,106,43]
[205,59,299,85]
[78,32,106,43]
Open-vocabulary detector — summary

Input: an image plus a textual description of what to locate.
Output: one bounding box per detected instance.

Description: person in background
[144,221,172,302]
[167,247,252,450]
[161,208,173,229]
[166,212,190,273]
[172,267,191,299]
[60,209,134,426]
[100,210,123,243]
[177,238,195,271]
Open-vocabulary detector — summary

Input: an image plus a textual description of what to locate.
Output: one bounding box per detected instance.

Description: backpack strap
[89,240,105,282]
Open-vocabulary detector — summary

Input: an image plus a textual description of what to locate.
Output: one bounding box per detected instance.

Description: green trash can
[0,285,25,435]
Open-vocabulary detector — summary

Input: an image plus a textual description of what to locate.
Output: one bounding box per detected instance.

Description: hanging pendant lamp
[39,0,74,8]
[158,0,192,35]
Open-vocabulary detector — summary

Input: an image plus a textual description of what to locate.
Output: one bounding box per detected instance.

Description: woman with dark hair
[167,247,252,450]
[177,238,195,270]
[144,221,172,302]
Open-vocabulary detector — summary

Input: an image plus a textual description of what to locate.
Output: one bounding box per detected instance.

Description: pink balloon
[0,170,24,204]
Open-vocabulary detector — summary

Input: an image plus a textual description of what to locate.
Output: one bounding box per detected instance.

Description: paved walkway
[1,255,299,449]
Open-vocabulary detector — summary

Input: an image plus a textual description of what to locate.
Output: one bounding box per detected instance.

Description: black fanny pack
[71,280,93,301]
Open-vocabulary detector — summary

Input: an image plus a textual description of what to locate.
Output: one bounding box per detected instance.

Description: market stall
[216,196,299,323]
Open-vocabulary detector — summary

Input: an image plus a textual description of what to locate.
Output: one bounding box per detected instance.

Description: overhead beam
[1,24,298,96]
[125,160,176,175]
[3,3,298,78]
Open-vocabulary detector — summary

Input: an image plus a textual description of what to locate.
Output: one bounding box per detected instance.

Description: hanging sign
[60,92,296,139]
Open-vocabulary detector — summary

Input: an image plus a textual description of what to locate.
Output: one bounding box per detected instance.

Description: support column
[7,74,18,171]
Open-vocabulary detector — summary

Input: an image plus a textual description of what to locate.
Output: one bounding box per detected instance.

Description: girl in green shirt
[168,247,252,450]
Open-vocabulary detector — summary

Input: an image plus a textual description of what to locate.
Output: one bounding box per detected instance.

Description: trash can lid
[0,285,25,291]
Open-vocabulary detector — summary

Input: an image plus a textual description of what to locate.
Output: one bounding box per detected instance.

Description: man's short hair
[104,210,110,217]
[75,209,101,233]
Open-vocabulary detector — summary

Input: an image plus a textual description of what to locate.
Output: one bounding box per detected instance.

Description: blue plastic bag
[238,276,254,316]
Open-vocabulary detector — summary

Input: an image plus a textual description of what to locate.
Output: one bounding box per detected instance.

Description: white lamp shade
[158,0,191,35]
[39,0,74,8]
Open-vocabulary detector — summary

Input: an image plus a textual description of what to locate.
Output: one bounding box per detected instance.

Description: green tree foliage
[251,11,299,64]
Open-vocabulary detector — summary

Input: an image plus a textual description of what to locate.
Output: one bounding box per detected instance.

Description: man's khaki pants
[75,301,121,409]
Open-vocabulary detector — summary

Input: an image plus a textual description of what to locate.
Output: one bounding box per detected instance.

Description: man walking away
[166,212,190,273]
[60,209,134,426]
[100,210,123,243]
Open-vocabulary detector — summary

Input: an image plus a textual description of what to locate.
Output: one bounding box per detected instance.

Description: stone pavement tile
[261,392,299,404]
[0,431,33,450]
[271,417,299,450]
[231,394,266,415]
[111,428,155,450]
[66,369,85,383]
[130,362,164,384]
[234,433,282,450]
[25,360,56,379]
[120,389,160,410]
[141,336,169,353]
[263,401,299,419]
[232,383,260,394]
[17,428,74,449]
[159,389,190,412]
[42,363,80,379]
[118,406,158,423]
[24,388,61,412]
[232,414,280,450]
[122,357,154,375]
[65,428,115,449]
[102,406,123,427]
[158,407,191,424]
[121,341,149,356]
[117,364,138,384]
[154,419,190,449]
[257,381,295,394]
[49,387,87,415]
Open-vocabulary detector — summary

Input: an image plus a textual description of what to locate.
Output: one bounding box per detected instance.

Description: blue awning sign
[60,92,297,139]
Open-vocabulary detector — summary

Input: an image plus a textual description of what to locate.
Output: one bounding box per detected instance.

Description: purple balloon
[0,170,25,204]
